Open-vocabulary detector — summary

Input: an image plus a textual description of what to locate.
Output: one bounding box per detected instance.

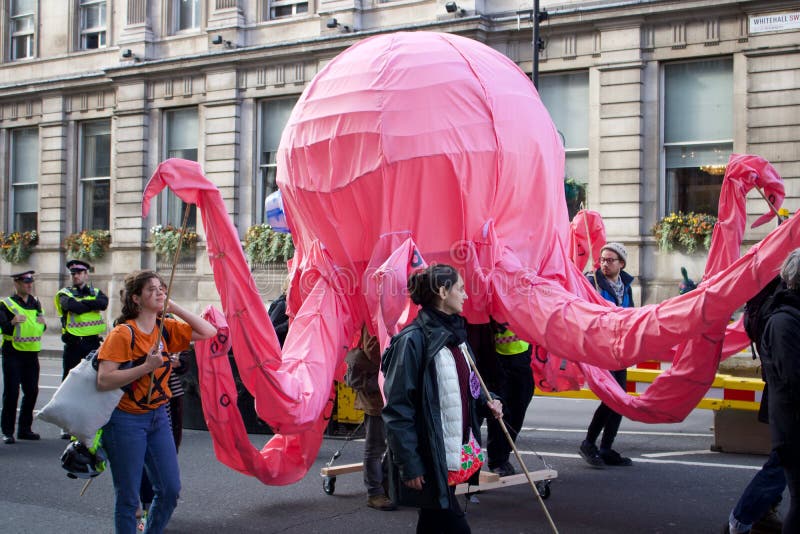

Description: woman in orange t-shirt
[96,270,216,534]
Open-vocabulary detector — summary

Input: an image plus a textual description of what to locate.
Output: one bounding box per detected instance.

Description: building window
[173,0,201,32]
[663,58,733,216]
[538,71,589,218]
[163,108,198,227]
[10,128,39,232]
[79,0,107,49]
[262,0,309,20]
[257,97,297,223]
[10,0,36,60]
[79,120,111,230]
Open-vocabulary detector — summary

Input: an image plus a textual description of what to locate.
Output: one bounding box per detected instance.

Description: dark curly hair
[407,264,460,308]
[115,270,166,325]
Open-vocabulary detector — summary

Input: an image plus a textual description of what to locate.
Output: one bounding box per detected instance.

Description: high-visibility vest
[1,297,45,352]
[54,287,106,337]
[494,327,530,356]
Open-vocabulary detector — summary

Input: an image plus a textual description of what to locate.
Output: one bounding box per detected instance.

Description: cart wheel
[323,476,337,495]
[535,480,551,500]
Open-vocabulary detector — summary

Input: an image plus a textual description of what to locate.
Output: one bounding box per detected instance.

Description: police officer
[54,260,108,439]
[487,322,534,477]
[1,270,46,444]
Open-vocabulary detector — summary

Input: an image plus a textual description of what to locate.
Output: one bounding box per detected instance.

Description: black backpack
[743,275,785,357]
[87,321,172,398]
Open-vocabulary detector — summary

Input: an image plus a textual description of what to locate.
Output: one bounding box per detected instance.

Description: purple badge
[469,371,481,399]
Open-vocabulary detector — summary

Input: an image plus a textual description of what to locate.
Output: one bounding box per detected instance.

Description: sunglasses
[70,269,87,274]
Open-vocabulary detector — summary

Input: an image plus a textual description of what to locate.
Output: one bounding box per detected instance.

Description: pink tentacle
[494,211,800,400]
[143,159,355,483]
[195,307,334,485]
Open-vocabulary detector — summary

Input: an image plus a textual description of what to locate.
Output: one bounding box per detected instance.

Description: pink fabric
[568,210,606,273]
[715,155,785,359]
[523,154,787,421]
[194,307,333,485]
[141,33,800,484]
[143,158,351,484]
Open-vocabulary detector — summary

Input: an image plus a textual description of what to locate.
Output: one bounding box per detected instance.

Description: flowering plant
[150,224,198,258]
[652,212,717,254]
[64,229,111,261]
[244,224,294,265]
[564,177,586,201]
[0,230,39,264]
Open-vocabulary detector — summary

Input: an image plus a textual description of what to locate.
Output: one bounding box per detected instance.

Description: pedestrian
[1,270,46,444]
[725,448,785,534]
[54,259,109,439]
[137,348,191,532]
[268,275,290,347]
[96,270,216,534]
[344,326,395,511]
[579,242,634,467]
[382,264,503,533]
[758,247,800,533]
[486,321,533,477]
[725,277,786,534]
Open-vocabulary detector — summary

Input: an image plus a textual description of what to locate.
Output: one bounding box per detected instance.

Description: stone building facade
[0,0,798,337]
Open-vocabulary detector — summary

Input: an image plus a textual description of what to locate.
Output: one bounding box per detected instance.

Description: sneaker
[17,430,40,440]
[137,510,148,532]
[599,448,633,466]
[751,506,783,534]
[367,494,397,511]
[579,440,604,468]
[490,461,516,477]
[3,435,15,445]
[60,431,71,440]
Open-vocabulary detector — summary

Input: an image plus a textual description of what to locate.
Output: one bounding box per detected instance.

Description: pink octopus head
[277,31,567,322]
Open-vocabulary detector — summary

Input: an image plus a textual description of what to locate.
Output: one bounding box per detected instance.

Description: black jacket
[381,309,485,509]
[267,294,288,347]
[761,289,800,466]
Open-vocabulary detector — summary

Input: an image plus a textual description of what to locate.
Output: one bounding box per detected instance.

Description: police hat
[66,259,91,272]
[11,270,35,282]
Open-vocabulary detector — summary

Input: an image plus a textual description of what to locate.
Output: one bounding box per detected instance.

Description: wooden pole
[461,346,559,534]
[146,206,191,403]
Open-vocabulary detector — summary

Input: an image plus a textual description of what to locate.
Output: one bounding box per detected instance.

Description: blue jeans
[730,449,785,532]
[103,406,181,534]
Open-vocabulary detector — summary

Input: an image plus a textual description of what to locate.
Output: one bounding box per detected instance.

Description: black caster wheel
[323,475,337,495]
[535,480,551,500]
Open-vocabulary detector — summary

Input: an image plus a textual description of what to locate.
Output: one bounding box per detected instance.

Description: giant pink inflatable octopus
[142,32,799,485]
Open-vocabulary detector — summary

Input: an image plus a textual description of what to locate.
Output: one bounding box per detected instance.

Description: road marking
[518,451,760,470]
[642,450,715,458]
[628,457,759,470]
[521,427,713,438]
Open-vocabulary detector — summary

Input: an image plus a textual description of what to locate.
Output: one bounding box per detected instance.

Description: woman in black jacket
[761,248,800,533]
[382,264,502,534]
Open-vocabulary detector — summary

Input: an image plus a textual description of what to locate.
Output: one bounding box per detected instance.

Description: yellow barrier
[334,382,364,424]
[535,367,764,411]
